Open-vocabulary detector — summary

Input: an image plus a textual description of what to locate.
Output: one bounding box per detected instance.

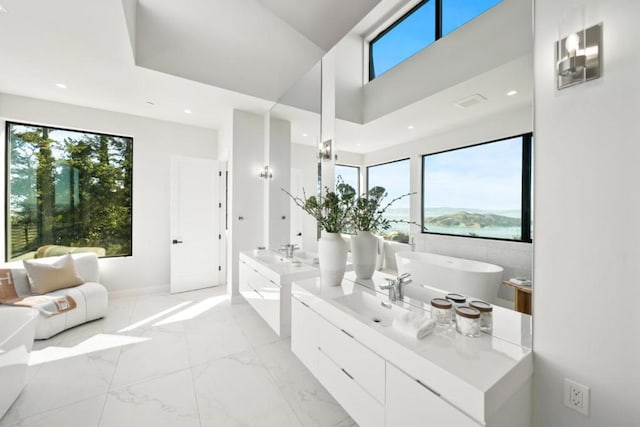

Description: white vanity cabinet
[386,363,478,427]
[291,296,321,376]
[239,252,320,337]
[292,292,385,427]
[239,258,282,334]
[290,277,533,427]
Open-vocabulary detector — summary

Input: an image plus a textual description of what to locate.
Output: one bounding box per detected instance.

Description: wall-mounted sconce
[259,165,272,179]
[556,7,602,90]
[318,139,333,161]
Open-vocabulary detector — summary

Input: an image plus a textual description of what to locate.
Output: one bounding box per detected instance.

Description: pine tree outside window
[6,122,133,261]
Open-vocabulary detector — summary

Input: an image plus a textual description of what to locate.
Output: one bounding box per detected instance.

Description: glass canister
[430,298,453,325]
[446,293,466,321]
[470,300,493,333]
[455,306,481,337]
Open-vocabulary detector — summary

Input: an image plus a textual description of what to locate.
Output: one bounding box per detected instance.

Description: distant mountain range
[424,211,520,228]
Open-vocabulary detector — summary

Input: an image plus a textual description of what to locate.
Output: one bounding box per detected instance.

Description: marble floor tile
[334,416,359,427]
[193,349,302,427]
[0,395,107,427]
[110,323,190,388]
[232,304,283,348]
[99,369,199,427]
[2,286,352,427]
[2,348,119,424]
[184,312,252,368]
[255,339,349,427]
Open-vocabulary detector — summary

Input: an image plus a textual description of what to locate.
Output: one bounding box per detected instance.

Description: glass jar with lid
[455,306,481,337]
[470,300,493,333]
[446,293,467,321]
[430,298,453,325]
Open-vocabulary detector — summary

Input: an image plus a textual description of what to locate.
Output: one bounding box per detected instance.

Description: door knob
[172,239,183,244]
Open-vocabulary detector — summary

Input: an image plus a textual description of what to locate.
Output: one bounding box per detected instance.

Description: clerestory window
[369,0,503,80]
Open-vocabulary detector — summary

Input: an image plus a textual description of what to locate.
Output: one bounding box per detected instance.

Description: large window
[6,122,133,260]
[367,159,411,241]
[335,164,360,195]
[422,134,532,242]
[369,0,502,80]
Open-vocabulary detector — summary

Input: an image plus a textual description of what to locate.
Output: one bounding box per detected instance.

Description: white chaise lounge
[0,253,108,340]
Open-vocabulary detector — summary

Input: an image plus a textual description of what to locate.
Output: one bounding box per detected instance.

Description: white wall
[533,1,640,425]
[227,110,266,297]
[363,0,532,122]
[363,106,533,302]
[0,93,218,293]
[290,143,319,252]
[267,117,291,249]
[334,33,365,124]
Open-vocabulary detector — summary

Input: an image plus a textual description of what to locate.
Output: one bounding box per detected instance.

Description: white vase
[318,232,348,286]
[351,230,379,280]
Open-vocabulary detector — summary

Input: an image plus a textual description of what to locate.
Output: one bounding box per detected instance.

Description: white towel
[393,311,436,340]
[509,278,532,286]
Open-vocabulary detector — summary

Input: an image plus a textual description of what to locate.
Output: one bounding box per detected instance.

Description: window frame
[366,157,411,239]
[368,0,501,80]
[421,133,533,243]
[335,163,361,195]
[4,120,134,261]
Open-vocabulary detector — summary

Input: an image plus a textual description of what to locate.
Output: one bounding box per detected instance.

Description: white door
[170,157,222,293]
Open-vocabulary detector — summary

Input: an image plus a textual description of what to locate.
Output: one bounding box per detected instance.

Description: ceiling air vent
[455,94,487,109]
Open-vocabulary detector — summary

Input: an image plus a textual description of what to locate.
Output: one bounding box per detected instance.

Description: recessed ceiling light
[302,133,308,137]
[0,4,8,13]
[146,101,155,106]
[407,125,415,130]
[184,109,192,114]
[356,143,361,147]
[55,83,67,89]
[506,90,518,96]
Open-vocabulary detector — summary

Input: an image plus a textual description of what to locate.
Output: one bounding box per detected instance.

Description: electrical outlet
[564,378,590,416]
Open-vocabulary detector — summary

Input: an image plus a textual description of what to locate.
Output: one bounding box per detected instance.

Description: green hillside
[424,212,520,228]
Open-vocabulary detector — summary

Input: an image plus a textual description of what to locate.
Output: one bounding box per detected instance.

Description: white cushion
[33,282,108,340]
[23,255,84,295]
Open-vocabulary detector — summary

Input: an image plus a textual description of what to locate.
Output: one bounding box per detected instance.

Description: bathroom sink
[333,291,412,327]
[254,253,289,264]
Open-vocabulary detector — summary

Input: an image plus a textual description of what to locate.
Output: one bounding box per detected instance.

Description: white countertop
[239,251,319,284]
[292,272,533,422]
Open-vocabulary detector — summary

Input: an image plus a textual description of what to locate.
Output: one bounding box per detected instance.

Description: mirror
[333,0,534,345]
[267,0,534,347]
[268,61,322,253]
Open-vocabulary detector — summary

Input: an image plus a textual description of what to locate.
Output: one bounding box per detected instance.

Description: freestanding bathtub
[0,307,38,419]
[396,251,503,303]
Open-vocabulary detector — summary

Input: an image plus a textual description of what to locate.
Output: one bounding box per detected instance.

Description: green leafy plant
[351,186,414,234]
[283,178,356,233]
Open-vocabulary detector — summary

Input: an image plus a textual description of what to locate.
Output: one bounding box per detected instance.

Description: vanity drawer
[318,350,384,427]
[386,363,479,427]
[318,315,386,404]
[291,296,320,378]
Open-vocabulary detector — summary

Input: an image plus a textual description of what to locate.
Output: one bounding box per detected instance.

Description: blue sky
[367,160,412,209]
[423,137,522,211]
[335,165,360,195]
[372,0,502,77]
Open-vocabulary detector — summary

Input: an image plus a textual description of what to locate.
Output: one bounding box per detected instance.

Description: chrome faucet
[279,243,298,259]
[380,273,412,302]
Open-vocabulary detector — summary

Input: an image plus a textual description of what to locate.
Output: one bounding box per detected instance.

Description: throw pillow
[23,254,84,295]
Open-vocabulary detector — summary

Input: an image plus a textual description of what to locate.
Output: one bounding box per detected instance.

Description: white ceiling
[0,0,532,153]
[0,0,380,129]
[336,55,533,153]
